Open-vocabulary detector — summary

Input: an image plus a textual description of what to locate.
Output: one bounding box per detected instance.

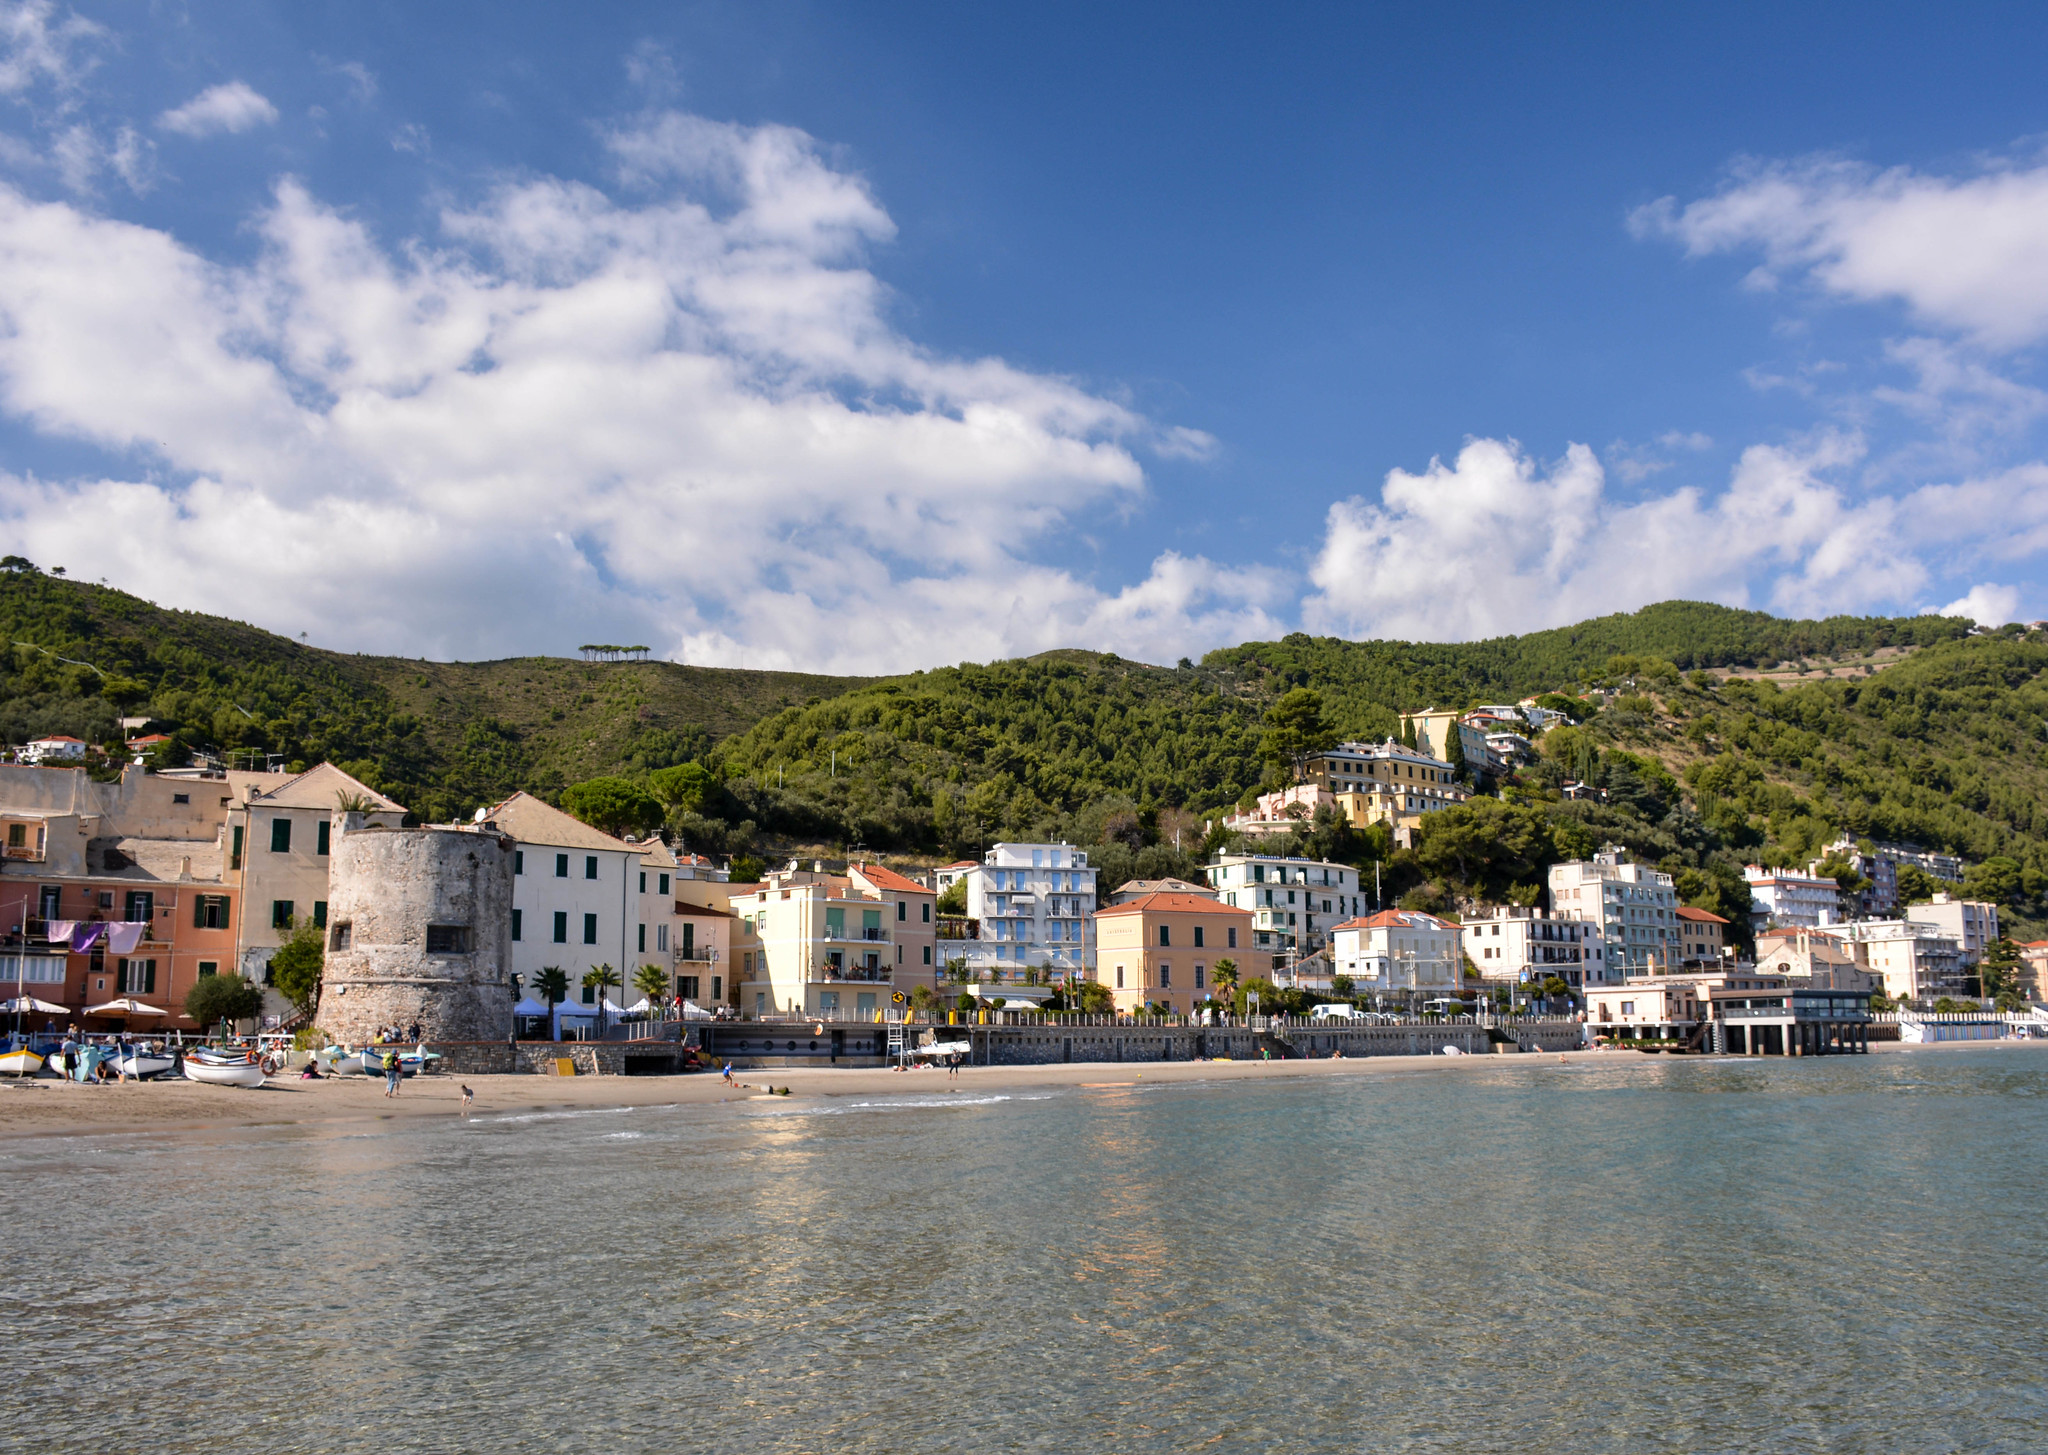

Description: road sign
[892,991,905,1005]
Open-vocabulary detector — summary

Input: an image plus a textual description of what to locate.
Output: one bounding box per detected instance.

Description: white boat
[1440,1045,1466,1056]
[0,1046,42,1078]
[312,1047,367,1075]
[182,1057,265,1088]
[112,1052,176,1078]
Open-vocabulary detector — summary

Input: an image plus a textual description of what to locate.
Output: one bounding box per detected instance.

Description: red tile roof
[1096,893,1253,917]
[1332,909,1455,932]
[850,862,931,895]
[1676,906,1729,923]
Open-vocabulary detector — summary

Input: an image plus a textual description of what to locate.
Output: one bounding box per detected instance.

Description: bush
[185,973,263,1033]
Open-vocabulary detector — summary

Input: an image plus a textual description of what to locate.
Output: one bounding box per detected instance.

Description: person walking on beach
[721,1061,734,1084]
[383,1049,402,1097]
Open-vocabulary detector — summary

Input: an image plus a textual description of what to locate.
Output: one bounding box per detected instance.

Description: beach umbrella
[84,997,169,1017]
[0,995,67,1015]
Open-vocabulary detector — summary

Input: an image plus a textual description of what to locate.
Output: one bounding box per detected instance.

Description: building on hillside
[1461,906,1604,988]
[850,862,937,994]
[1905,893,1998,965]
[1399,711,1500,775]
[937,842,1097,983]
[1328,910,1465,1001]
[1830,919,1966,1003]
[2018,941,2048,1001]
[1203,852,1365,967]
[1549,845,1678,982]
[1219,783,1335,839]
[1304,741,1468,818]
[467,791,640,1014]
[1093,892,1253,1016]
[1516,699,1573,731]
[1743,866,1843,932]
[1675,905,1730,966]
[731,861,925,1017]
[1753,928,1877,992]
[1485,731,1536,768]
[1105,877,1213,904]
[21,735,88,764]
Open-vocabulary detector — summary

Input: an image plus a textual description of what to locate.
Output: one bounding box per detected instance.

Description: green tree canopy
[559,777,664,837]
[268,919,325,1015]
[184,973,263,1034]
[1259,688,1334,781]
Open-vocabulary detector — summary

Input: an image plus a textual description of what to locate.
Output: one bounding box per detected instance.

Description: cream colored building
[1904,893,1999,965]
[1549,845,1679,983]
[1586,976,1703,1038]
[1753,929,1877,992]
[1093,891,1254,1016]
[732,862,924,1018]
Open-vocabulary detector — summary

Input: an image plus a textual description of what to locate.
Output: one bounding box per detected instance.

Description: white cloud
[157,81,278,138]
[0,111,1269,670]
[1935,582,2020,626]
[0,0,101,96]
[1633,154,2048,350]
[1301,432,2048,642]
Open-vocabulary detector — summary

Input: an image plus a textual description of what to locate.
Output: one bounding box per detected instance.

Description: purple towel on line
[70,923,106,952]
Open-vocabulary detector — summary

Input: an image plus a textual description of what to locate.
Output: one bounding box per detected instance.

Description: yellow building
[1094,892,1254,1015]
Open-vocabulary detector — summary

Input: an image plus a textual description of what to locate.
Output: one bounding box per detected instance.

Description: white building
[1204,853,1366,968]
[1743,865,1842,931]
[470,792,641,1014]
[1831,919,1967,1003]
[1905,892,1999,965]
[1461,906,1604,988]
[1329,910,1464,999]
[933,842,1096,980]
[1549,845,1679,981]
[21,735,87,764]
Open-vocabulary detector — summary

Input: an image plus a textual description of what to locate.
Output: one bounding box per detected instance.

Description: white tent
[678,1001,714,1021]
[511,997,553,1017]
[556,998,626,1018]
[625,997,656,1015]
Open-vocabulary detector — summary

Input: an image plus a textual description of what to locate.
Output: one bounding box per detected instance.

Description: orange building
[1094,892,1254,1015]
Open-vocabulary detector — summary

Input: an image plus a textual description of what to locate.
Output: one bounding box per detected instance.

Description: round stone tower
[315,820,516,1044]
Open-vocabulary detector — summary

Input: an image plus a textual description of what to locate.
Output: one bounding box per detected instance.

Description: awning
[84,997,169,1017]
[0,995,68,1015]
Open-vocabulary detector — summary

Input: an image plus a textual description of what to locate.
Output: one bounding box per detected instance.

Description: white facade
[474,793,640,1010]
[937,842,1096,978]
[1204,853,1365,963]
[21,736,87,764]
[1329,910,1464,996]
[1743,865,1842,931]
[1462,906,1604,988]
[1549,845,1679,982]
[1905,893,1999,964]
[1832,919,1967,1003]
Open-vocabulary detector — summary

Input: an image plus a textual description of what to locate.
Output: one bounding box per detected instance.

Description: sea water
[4,1046,2046,1453]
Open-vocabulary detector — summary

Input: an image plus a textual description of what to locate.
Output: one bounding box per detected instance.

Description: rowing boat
[182,1057,265,1088]
[0,1045,42,1078]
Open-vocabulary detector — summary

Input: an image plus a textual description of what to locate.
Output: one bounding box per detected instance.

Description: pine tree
[1445,720,1469,779]
[1399,717,1418,751]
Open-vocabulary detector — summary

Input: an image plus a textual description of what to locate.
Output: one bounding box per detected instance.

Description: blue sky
[3,2,2048,670]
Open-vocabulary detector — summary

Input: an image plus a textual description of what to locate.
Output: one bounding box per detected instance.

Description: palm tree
[1212,957,1240,1008]
[533,966,568,1041]
[632,963,671,1022]
[583,963,621,1035]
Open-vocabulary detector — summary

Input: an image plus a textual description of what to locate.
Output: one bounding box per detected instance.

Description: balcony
[824,927,891,943]
[817,965,891,984]
[2,844,44,863]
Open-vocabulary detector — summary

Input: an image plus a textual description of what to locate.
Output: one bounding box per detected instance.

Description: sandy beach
[0,1037,2023,1143]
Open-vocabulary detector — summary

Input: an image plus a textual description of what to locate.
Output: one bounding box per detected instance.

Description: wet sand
[0,1037,2024,1142]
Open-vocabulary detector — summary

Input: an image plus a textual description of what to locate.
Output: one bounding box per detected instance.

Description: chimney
[179,856,192,879]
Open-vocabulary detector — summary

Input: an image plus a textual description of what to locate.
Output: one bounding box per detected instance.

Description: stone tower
[315,820,516,1043]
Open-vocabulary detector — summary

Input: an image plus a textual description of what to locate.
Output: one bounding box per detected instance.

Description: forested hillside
[5,563,2041,936]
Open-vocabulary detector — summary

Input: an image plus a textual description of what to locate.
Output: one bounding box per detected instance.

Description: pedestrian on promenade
[383,1049,402,1097]
[407,1020,421,1044]
[721,1061,734,1083]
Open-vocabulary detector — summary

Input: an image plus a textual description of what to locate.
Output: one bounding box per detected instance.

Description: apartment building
[1830,919,1966,1003]
[731,862,922,1018]
[1204,852,1366,967]
[1753,928,1877,992]
[850,862,937,992]
[1743,866,1842,931]
[1675,906,1729,965]
[471,792,640,1009]
[671,854,742,1008]
[1303,741,1471,832]
[934,842,1097,981]
[1093,892,1252,1016]
[1462,905,1604,988]
[1549,845,1678,981]
[1905,893,1999,964]
[1328,910,1464,998]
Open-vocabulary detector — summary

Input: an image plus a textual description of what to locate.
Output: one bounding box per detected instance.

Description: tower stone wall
[315,822,515,1043]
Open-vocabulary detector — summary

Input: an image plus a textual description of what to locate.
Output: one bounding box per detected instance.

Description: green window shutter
[313,901,328,929]
[194,896,206,929]
[270,818,291,853]
[230,825,243,870]
[583,913,597,944]
[317,820,331,855]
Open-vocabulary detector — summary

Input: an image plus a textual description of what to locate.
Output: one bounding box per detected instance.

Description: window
[582,984,595,1004]
[330,922,352,951]
[197,961,217,977]
[922,903,931,923]
[193,894,230,929]
[585,856,598,880]
[515,850,524,875]
[1160,964,1172,988]
[230,825,243,871]
[37,885,59,919]
[681,923,694,958]
[510,909,524,942]
[1195,964,1206,988]
[583,913,598,945]
[897,901,906,921]
[923,945,932,965]
[678,975,700,1000]
[171,793,189,805]
[712,976,722,1001]
[1194,926,1205,948]
[826,908,845,938]
[117,958,156,994]
[1116,965,1125,988]
[317,820,331,856]
[124,890,153,923]
[270,818,291,853]
[657,924,668,952]
[863,909,881,934]
[271,900,294,929]
[5,824,20,848]
[552,911,568,943]
[555,853,568,878]
[1159,925,1171,948]
[313,901,327,929]
[637,923,646,953]
[426,925,471,954]
[659,873,670,895]
[1228,927,1238,949]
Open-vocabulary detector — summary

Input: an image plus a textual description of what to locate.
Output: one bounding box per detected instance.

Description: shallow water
[5,1047,2046,1453]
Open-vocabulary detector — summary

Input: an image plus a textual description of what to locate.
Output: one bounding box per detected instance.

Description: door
[831,1029,844,1062]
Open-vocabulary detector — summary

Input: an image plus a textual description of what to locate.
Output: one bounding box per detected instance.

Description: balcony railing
[817,966,891,983]
[824,928,891,942]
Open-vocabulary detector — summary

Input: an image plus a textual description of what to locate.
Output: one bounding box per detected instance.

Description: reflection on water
[3,1047,2046,1452]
